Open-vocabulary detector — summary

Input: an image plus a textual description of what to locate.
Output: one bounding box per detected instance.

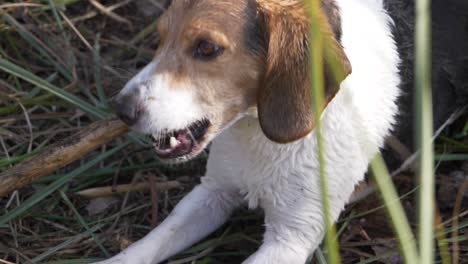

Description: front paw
[91,256,125,264]
[91,251,154,264]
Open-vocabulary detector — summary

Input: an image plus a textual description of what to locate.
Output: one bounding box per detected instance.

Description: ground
[0,1,467,263]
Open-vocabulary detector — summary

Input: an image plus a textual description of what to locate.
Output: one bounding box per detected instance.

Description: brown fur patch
[256,0,352,143]
[150,0,263,134]
[150,0,350,144]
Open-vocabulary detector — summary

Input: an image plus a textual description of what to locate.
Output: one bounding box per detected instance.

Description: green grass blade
[2,13,73,81]
[0,148,43,167]
[415,0,434,262]
[434,154,468,161]
[47,0,66,33]
[0,142,129,226]
[0,127,15,138]
[32,223,105,262]
[0,77,20,92]
[59,191,110,257]
[314,248,328,264]
[370,155,419,263]
[306,1,340,263]
[355,248,399,264]
[0,57,110,119]
[27,72,59,98]
[435,213,451,264]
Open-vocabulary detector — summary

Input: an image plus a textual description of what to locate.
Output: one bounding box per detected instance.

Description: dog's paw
[91,258,142,264]
[90,257,125,264]
[90,253,154,264]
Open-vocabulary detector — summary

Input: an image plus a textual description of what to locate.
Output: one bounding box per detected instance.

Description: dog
[97,0,468,263]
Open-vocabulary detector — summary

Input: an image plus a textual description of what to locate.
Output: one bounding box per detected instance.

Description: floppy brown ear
[257,1,352,143]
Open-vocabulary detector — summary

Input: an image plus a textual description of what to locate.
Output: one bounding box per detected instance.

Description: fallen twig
[76,180,181,198]
[0,119,129,197]
[89,0,132,26]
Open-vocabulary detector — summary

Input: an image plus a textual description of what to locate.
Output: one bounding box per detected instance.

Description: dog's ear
[256,1,352,143]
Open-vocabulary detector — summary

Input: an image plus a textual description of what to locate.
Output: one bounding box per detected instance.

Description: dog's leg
[93,184,240,264]
[241,223,313,264]
[242,199,332,264]
[242,242,311,264]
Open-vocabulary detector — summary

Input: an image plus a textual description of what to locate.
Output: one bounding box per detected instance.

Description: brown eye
[194,40,223,60]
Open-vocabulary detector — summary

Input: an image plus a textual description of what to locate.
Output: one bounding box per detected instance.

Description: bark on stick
[0,119,129,197]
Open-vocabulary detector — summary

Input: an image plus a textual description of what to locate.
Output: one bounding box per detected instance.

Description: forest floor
[0,1,467,263]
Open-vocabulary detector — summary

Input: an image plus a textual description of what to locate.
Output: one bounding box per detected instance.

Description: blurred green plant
[0,0,464,263]
[305,0,340,263]
[306,0,438,263]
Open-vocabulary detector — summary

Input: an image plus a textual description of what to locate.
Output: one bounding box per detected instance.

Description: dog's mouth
[151,118,211,162]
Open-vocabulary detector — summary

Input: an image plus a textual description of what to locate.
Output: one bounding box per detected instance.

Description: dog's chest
[205,116,316,208]
[204,87,379,210]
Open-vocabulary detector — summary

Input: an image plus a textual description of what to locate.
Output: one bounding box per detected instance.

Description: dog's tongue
[154,130,193,159]
[174,130,192,149]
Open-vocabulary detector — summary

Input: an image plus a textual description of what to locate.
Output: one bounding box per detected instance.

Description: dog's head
[114,0,351,163]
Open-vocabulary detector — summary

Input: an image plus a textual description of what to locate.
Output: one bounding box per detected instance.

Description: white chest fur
[95,1,402,263]
[204,0,400,217]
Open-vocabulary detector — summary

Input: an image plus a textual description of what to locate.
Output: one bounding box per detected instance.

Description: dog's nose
[113,92,141,126]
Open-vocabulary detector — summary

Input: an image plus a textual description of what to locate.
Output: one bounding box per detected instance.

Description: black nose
[113,92,141,126]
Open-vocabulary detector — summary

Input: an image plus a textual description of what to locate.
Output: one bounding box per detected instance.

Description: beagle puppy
[96,0,437,263]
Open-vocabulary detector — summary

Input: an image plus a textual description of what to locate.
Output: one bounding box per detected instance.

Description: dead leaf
[86,196,119,215]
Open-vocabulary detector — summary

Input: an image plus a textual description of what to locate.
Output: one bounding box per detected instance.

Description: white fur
[95,0,400,263]
[120,60,206,135]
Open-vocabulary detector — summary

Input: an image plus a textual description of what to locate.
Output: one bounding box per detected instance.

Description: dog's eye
[194,40,223,60]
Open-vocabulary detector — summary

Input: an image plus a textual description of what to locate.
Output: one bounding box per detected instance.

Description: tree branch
[0,119,129,197]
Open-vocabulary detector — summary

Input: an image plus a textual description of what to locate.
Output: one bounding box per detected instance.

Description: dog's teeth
[170,136,178,148]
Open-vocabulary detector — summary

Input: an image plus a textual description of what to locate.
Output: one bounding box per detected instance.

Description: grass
[0,1,467,263]
[369,156,419,263]
[306,0,340,263]
[414,0,435,262]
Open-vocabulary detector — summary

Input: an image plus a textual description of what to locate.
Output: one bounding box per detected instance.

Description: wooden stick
[76,181,181,198]
[149,174,160,228]
[0,119,129,197]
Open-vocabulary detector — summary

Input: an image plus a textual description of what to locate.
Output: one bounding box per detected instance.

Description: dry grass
[0,1,466,263]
